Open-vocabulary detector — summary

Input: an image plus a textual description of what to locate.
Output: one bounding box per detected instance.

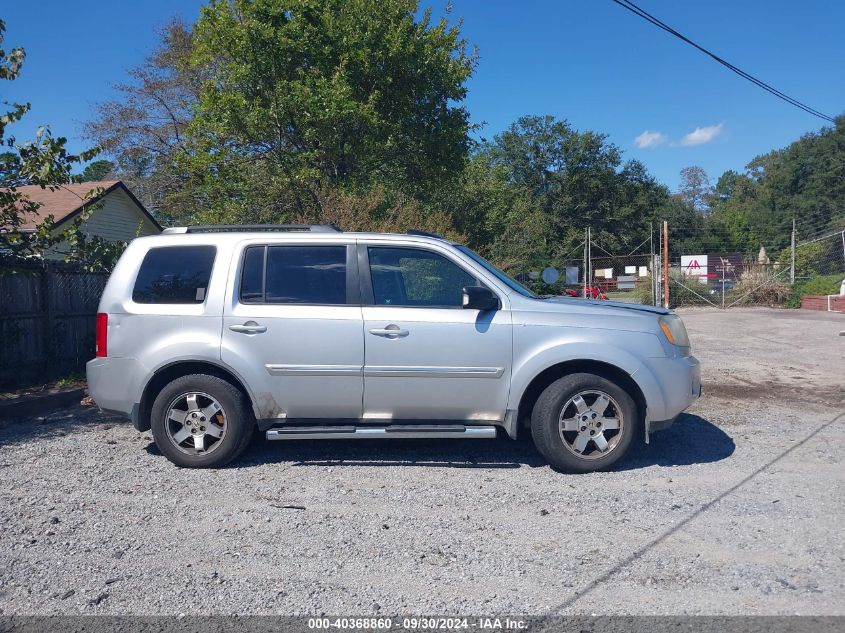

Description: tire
[530,372,639,473]
[150,374,254,468]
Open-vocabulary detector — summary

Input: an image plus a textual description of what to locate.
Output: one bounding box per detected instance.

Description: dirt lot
[0,308,842,616]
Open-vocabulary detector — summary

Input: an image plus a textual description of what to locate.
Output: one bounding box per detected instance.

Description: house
[4,180,161,257]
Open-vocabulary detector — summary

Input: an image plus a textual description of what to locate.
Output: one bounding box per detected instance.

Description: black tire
[150,374,254,468]
[530,372,639,473]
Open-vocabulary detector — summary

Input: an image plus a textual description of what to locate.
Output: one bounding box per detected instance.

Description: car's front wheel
[530,372,639,472]
[150,374,254,468]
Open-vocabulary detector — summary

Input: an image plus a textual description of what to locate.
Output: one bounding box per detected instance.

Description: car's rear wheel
[531,372,639,472]
[151,374,254,468]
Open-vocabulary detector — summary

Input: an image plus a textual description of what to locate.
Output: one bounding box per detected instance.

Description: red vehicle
[563,286,609,300]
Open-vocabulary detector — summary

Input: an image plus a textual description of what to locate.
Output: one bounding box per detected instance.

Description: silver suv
[87,225,700,471]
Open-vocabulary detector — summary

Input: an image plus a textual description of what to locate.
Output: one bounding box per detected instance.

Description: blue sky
[3,0,843,190]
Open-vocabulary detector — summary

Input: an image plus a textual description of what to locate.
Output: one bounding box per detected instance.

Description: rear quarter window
[132,245,216,304]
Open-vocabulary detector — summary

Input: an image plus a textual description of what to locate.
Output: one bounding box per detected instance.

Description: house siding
[76,188,160,240]
[44,187,160,259]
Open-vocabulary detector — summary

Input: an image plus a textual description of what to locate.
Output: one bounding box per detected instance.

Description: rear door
[359,242,512,422]
[221,240,364,420]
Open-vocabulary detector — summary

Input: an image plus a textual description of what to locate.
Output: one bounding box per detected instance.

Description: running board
[266,424,497,440]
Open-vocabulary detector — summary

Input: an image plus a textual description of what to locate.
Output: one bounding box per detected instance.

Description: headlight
[658,314,690,347]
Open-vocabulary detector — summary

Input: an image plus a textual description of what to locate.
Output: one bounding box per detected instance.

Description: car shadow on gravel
[236,434,546,469]
[227,413,734,471]
[618,413,735,470]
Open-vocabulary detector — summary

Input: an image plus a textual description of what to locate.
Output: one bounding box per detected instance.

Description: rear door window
[132,245,216,304]
[240,245,347,305]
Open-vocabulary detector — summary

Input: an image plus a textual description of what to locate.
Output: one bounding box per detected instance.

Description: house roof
[6,180,162,232]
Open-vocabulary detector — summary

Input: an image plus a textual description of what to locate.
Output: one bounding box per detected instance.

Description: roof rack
[406,229,445,239]
[163,224,342,234]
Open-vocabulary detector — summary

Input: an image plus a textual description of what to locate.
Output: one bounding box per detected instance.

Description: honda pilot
[87,225,700,472]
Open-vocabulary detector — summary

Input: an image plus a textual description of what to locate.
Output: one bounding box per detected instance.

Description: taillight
[95,313,108,357]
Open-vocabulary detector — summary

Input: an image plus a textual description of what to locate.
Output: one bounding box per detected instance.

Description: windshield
[455,245,538,299]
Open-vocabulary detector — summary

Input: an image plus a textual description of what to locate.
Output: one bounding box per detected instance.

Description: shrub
[727,278,791,306]
[786,272,845,308]
[667,272,717,307]
[634,276,654,305]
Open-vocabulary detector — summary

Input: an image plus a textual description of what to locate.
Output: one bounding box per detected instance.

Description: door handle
[369,325,409,338]
[229,321,267,334]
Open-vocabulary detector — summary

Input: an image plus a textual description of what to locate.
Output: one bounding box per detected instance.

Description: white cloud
[634,130,667,149]
[680,124,723,146]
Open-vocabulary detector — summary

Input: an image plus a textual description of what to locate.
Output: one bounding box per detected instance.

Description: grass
[0,372,86,399]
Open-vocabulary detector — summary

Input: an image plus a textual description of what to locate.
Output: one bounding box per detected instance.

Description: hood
[539,295,670,315]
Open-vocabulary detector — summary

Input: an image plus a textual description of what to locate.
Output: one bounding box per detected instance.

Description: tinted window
[368,247,477,307]
[262,246,347,304]
[240,246,265,302]
[132,246,216,304]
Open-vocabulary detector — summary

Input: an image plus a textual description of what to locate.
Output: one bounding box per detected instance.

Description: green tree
[425,152,549,270]
[181,0,476,223]
[702,117,845,260]
[485,115,670,260]
[80,159,114,181]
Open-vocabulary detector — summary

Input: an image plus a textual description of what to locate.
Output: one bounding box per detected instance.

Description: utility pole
[663,221,669,309]
[583,227,588,298]
[790,218,796,285]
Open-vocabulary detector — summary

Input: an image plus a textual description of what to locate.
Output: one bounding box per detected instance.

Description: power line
[610,0,835,123]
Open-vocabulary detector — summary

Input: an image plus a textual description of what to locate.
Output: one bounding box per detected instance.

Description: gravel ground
[0,307,842,616]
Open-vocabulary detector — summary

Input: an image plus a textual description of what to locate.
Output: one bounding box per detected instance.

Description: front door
[221,242,363,420]
[360,244,512,421]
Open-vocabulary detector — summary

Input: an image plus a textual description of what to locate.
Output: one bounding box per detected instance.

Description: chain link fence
[514,221,845,310]
[665,224,845,309]
[0,259,107,388]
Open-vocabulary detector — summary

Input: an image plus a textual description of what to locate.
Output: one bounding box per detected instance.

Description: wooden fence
[0,260,107,388]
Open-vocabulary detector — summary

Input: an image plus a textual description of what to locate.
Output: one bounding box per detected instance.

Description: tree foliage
[482,115,671,263]
[179,0,475,223]
[85,18,196,226]
[687,117,845,260]
[80,159,115,182]
[678,166,713,213]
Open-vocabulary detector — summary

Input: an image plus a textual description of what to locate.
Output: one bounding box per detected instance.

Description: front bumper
[642,354,701,440]
[647,384,703,433]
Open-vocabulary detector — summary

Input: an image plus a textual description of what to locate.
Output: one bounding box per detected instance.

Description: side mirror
[462,286,500,311]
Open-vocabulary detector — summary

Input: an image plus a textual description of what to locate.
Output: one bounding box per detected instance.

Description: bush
[786,273,845,308]
[727,278,791,306]
[634,276,654,305]
[667,273,718,307]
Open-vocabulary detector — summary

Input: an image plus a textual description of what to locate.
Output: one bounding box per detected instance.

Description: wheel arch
[514,359,648,433]
[137,360,257,432]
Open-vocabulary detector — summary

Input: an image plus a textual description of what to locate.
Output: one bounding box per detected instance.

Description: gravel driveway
[0,308,843,615]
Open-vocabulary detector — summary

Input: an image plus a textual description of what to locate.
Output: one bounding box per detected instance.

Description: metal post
[656,228,662,307]
[790,218,796,285]
[663,221,669,309]
[841,230,845,265]
[650,222,655,306]
[587,227,592,297]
